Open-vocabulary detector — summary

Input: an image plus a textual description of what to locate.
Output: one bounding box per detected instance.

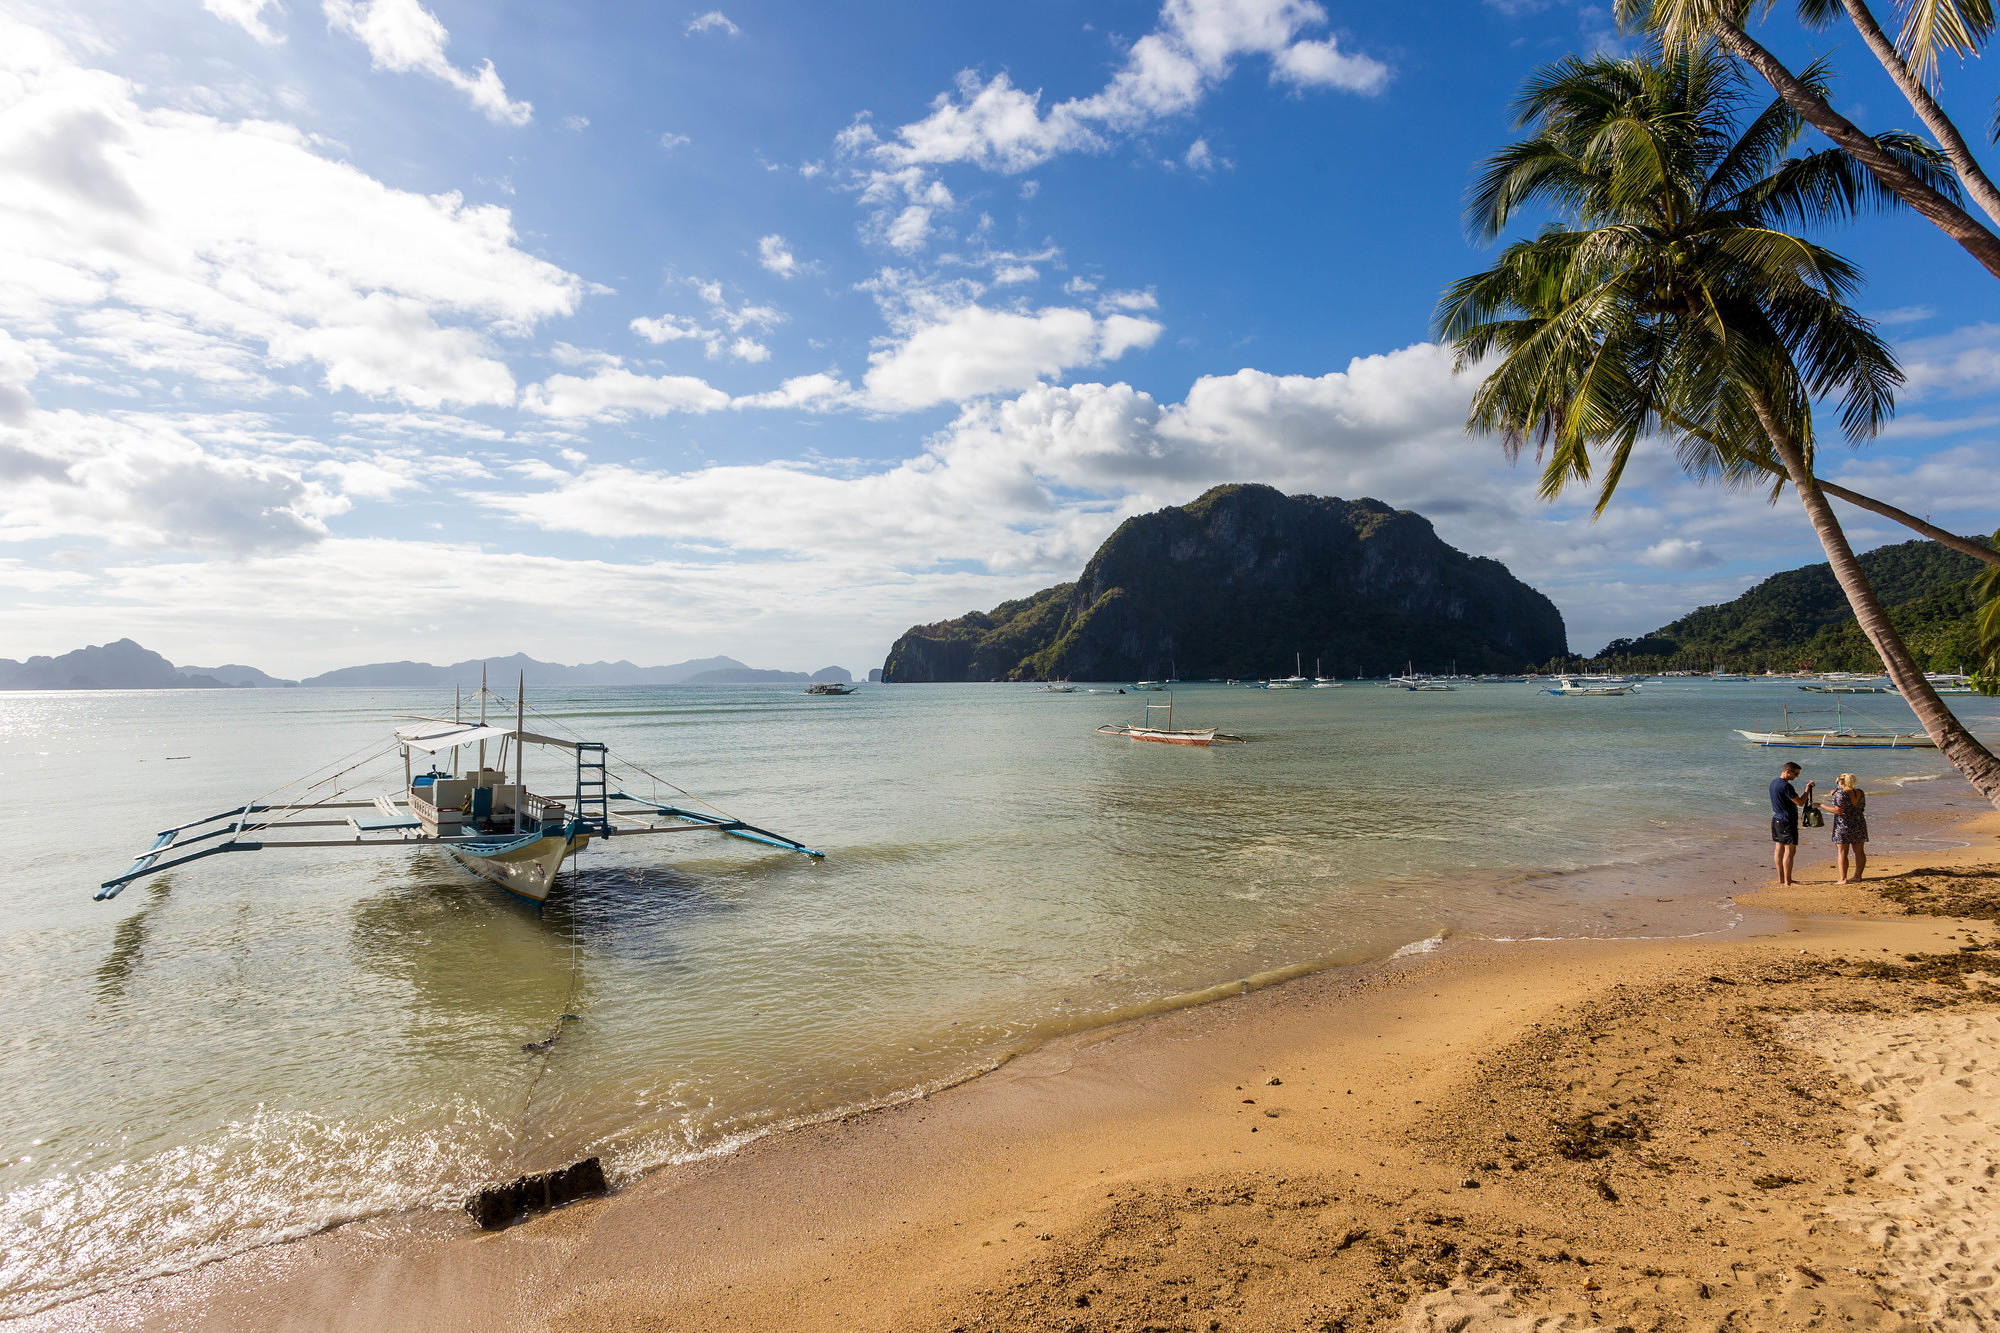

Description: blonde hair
[1836,773,1860,791]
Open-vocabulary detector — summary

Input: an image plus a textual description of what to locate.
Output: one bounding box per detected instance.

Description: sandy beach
[25,799,2000,1332]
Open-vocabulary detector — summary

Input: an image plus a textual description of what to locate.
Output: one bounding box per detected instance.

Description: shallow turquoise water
[0,679,1990,1314]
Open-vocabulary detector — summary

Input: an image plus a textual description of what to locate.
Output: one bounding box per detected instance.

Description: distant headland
[881,484,1569,682]
[0,641,858,691]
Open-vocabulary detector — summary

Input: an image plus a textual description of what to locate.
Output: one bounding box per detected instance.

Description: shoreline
[16,787,2000,1331]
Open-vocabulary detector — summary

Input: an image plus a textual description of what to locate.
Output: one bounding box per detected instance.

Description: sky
[2,0,1997,676]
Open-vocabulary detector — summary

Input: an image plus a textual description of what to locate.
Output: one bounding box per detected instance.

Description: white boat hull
[1735,729,1936,749]
[446,824,591,903]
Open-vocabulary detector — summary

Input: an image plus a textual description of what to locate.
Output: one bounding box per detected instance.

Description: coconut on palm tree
[1437,41,2000,804]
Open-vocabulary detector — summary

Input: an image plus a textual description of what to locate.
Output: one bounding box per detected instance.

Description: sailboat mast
[514,672,524,834]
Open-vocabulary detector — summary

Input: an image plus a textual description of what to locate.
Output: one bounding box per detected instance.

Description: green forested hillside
[1566,538,1992,674]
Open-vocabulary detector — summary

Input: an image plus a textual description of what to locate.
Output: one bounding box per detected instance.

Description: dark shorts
[1772,817,1799,846]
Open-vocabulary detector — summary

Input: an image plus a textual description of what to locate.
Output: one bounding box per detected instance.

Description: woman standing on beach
[1822,774,1869,884]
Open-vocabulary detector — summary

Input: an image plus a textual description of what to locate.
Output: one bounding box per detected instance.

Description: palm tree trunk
[1716,20,2000,282]
[1653,408,2000,567]
[1748,389,2000,806]
[1839,0,2000,230]
[1816,478,2000,569]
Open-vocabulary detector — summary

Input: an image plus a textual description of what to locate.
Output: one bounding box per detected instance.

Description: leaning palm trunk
[1749,389,2000,804]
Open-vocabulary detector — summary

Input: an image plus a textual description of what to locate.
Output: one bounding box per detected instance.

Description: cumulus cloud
[853,0,1389,177]
[758,233,800,277]
[629,280,783,361]
[0,407,344,552]
[323,0,532,125]
[204,0,285,44]
[860,304,1163,411]
[519,368,732,421]
[0,17,580,407]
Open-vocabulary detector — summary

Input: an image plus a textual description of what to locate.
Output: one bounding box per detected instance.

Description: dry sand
[22,812,2000,1333]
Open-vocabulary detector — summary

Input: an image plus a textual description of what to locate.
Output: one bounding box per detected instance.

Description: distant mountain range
[0,640,856,691]
[1576,536,1993,674]
[882,484,1568,681]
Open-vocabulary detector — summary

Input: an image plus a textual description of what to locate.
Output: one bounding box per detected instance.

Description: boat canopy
[395,721,515,753]
[394,721,581,753]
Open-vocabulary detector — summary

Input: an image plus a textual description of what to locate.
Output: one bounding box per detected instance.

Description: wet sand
[19,802,2000,1332]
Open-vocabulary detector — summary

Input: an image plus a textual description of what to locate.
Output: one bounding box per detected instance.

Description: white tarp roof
[394,721,581,754]
[395,722,514,753]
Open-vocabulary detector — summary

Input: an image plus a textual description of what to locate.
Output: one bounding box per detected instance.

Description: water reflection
[94,881,170,1001]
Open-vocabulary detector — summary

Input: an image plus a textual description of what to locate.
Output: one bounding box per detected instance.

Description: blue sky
[1,0,1996,676]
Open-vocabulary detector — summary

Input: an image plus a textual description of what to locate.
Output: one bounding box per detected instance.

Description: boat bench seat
[350,813,422,832]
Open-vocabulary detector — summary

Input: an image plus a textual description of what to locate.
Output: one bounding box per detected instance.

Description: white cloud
[1638,537,1717,570]
[1183,137,1214,171]
[885,204,933,252]
[323,0,532,126]
[1901,322,2000,398]
[860,304,1163,411]
[630,315,705,345]
[204,0,285,44]
[1270,36,1390,91]
[0,330,39,423]
[561,113,589,131]
[0,406,343,552]
[659,131,691,150]
[758,233,800,278]
[730,372,856,412]
[852,0,1389,177]
[992,264,1038,285]
[630,281,784,360]
[687,11,740,36]
[519,368,732,421]
[0,16,579,408]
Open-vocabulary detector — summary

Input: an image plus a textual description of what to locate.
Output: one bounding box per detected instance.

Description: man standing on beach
[1770,762,1812,885]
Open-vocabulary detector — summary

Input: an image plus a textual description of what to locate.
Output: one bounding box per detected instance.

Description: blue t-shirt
[1769,777,1800,820]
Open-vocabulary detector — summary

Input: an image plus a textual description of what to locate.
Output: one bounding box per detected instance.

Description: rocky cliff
[881,485,1567,682]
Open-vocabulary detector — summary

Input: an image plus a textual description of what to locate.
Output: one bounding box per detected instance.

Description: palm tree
[1621,1,2000,279]
[1437,43,2000,803]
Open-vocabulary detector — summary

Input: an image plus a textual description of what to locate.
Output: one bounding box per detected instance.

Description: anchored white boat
[1268,653,1310,689]
[1736,701,1935,750]
[1312,658,1342,688]
[1546,675,1641,696]
[1096,694,1243,746]
[1799,680,1895,695]
[805,681,856,695]
[98,675,823,906]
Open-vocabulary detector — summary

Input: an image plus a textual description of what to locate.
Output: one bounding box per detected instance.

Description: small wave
[1887,773,1943,786]
[0,1101,508,1319]
[1390,934,1447,959]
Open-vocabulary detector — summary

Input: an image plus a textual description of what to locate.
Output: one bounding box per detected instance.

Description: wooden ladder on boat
[574,742,611,833]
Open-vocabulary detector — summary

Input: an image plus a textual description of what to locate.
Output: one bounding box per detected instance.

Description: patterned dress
[1830,788,1868,846]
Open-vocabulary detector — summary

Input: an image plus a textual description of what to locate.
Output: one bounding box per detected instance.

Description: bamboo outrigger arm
[98,794,824,900]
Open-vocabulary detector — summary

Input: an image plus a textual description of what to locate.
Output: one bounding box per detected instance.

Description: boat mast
[478,664,488,776]
[514,671,524,834]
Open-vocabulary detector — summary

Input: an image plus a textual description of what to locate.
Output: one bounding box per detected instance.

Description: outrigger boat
[98,674,823,906]
[1096,694,1243,747]
[1736,700,1935,749]
[804,681,857,695]
[1546,675,1641,696]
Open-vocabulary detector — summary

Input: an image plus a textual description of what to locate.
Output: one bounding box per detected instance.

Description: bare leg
[1779,842,1798,886]
[1835,844,1851,884]
[1774,841,1786,883]
[1853,844,1866,882]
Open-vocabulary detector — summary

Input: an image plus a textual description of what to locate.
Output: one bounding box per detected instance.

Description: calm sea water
[0,679,1992,1314]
